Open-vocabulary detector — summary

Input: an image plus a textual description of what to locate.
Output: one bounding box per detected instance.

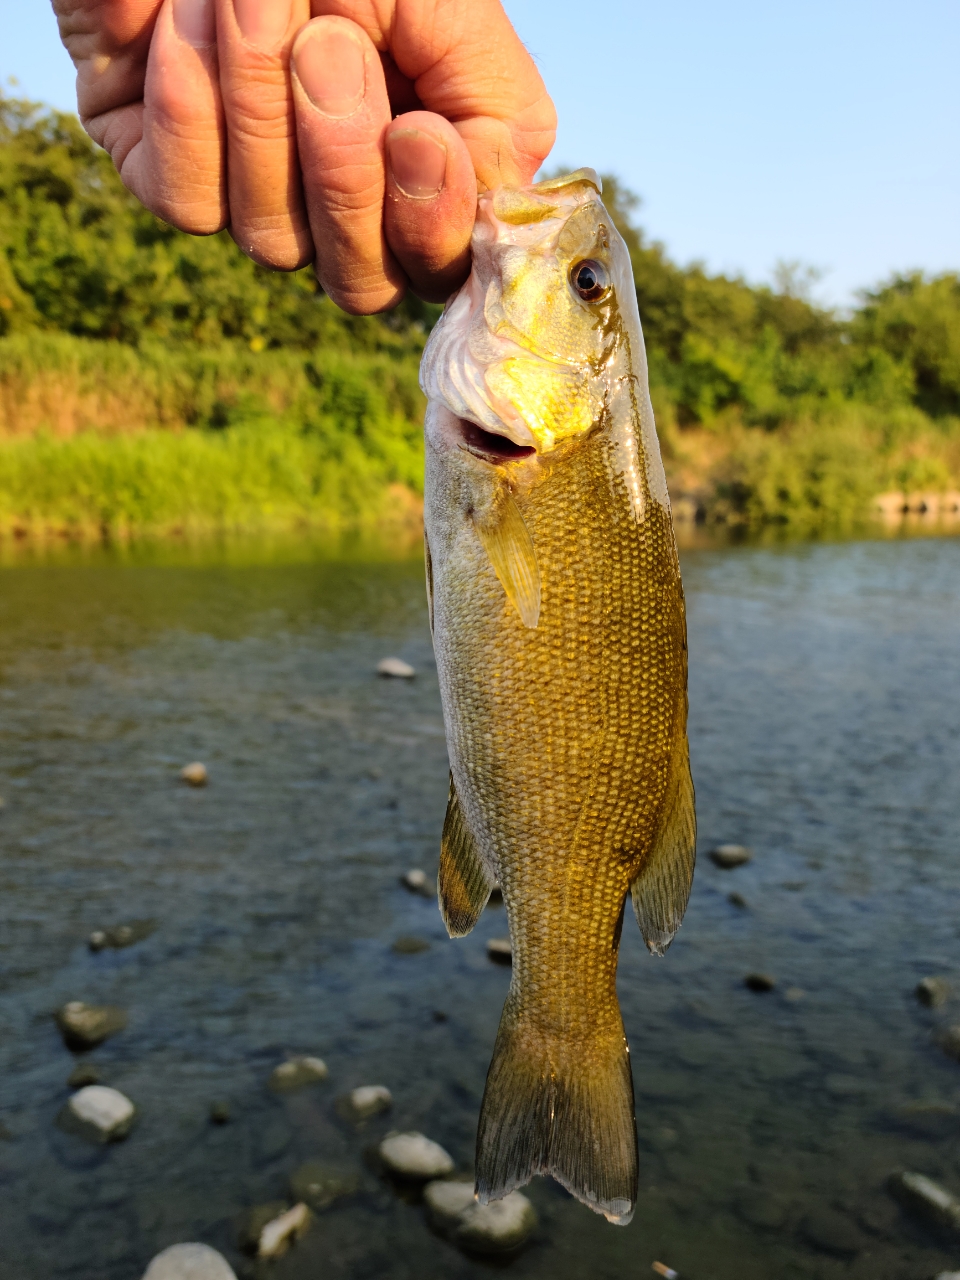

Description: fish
[419,169,695,1226]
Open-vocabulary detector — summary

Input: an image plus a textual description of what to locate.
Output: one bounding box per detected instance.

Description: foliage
[1,94,958,536]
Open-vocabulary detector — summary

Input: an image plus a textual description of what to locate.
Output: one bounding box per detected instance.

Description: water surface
[1,534,959,1279]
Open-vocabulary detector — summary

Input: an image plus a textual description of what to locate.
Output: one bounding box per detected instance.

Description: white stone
[379,1131,454,1179]
[142,1243,237,1280]
[68,1085,135,1140]
[424,1178,476,1228]
[455,1192,537,1254]
[487,938,512,963]
[377,657,415,679]
[258,1202,311,1259]
[348,1085,392,1118]
[180,762,208,787]
[709,844,753,868]
[936,1274,960,1280]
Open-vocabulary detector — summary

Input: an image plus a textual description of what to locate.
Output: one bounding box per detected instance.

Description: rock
[709,844,753,868]
[68,1062,102,1088]
[209,1101,230,1125]
[141,1243,237,1280]
[392,936,430,954]
[61,1085,135,1143]
[56,1001,128,1049]
[487,938,512,965]
[893,1101,960,1140]
[239,1202,288,1253]
[917,976,952,1008]
[377,657,415,679]
[940,1026,960,1062]
[89,920,155,952]
[744,973,776,992]
[727,891,748,908]
[268,1056,328,1092]
[935,1273,960,1280]
[258,1203,311,1259]
[401,869,435,898]
[889,1171,960,1233]
[180,761,208,786]
[379,1131,455,1180]
[289,1161,360,1210]
[424,1179,537,1255]
[341,1085,392,1121]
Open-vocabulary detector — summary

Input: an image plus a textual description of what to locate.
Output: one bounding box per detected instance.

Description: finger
[384,112,476,303]
[291,16,407,314]
[309,0,557,189]
[124,0,227,232]
[214,0,314,269]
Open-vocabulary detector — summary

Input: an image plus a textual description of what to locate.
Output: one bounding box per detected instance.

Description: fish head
[421,169,639,456]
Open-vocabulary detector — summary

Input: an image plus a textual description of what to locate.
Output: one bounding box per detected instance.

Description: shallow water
[0,533,959,1280]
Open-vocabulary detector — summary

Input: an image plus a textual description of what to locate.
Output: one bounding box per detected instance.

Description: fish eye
[571,259,609,302]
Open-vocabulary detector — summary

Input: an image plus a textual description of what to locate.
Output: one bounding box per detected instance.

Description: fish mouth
[456,419,537,465]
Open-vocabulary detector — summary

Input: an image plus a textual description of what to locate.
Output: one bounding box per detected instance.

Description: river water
[0,532,958,1280]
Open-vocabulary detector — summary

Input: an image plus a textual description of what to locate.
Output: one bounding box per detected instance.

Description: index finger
[309,0,557,188]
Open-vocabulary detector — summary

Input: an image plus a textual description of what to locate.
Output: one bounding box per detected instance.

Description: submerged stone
[89,920,156,952]
[917,976,952,1008]
[180,762,208,787]
[889,1171,960,1232]
[268,1056,328,1092]
[744,973,776,993]
[401,869,435,897]
[209,1101,230,1125]
[238,1202,288,1253]
[939,1026,960,1062]
[61,1085,135,1143]
[56,1001,128,1049]
[487,938,512,965]
[424,1179,537,1254]
[341,1084,392,1120]
[379,1131,454,1180]
[257,1203,311,1259]
[141,1243,237,1280]
[709,844,753,868]
[289,1161,361,1210]
[392,936,430,954]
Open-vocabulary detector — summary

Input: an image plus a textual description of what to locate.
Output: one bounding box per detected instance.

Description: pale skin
[50,0,558,311]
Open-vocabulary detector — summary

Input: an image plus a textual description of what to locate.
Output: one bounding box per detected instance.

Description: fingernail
[386,129,447,199]
[233,0,292,48]
[173,0,215,47]
[293,24,365,119]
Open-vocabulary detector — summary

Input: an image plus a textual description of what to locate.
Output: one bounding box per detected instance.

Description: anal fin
[439,774,494,937]
[473,493,540,628]
[631,729,696,956]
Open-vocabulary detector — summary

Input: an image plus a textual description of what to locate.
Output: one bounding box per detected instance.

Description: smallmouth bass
[419,170,695,1225]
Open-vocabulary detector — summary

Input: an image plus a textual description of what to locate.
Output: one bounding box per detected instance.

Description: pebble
[289,1161,361,1210]
[269,1056,328,1092]
[401,869,435,898]
[889,1171,960,1232]
[917,976,952,1008]
[940,1026,960,1062]
[258,1203,311,1259]
[55,1001,128,1049]
[342,1085,392,1120]
[424,1179,537,1254]
[180,762,208,786]
[392,936,430,954]
[141,1243,237,1280]
[709,844,753,868]
[379,1131,454,1180]
[744,973,776,993]
[377,657,415,679]
[209,1101,230,1125]
[89,920,155,952]
[487,938,512,965]
[239,1202,288,1252]
[935,1273,960,1280]
[62,1085,135,1143]
[68,1062,102,1088]
[727,891,748,908]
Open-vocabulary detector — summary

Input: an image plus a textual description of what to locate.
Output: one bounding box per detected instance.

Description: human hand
[51,0,557,311]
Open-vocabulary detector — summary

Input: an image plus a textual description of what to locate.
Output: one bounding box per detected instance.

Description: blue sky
[2,0,957,307]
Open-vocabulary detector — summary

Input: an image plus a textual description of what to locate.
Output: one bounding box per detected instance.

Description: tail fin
[475,1000,637,1224]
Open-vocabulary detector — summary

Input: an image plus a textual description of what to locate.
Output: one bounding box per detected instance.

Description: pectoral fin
[630,730,696,956]
[438,775,495,937]
[473,495,541,628]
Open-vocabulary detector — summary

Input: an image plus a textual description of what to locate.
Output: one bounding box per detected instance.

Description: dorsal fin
[438,775,495,937]
[630,729,696,956]
[473,493,541,628]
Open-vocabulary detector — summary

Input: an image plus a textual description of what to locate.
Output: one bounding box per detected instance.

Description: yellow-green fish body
[420,170,695,1225]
